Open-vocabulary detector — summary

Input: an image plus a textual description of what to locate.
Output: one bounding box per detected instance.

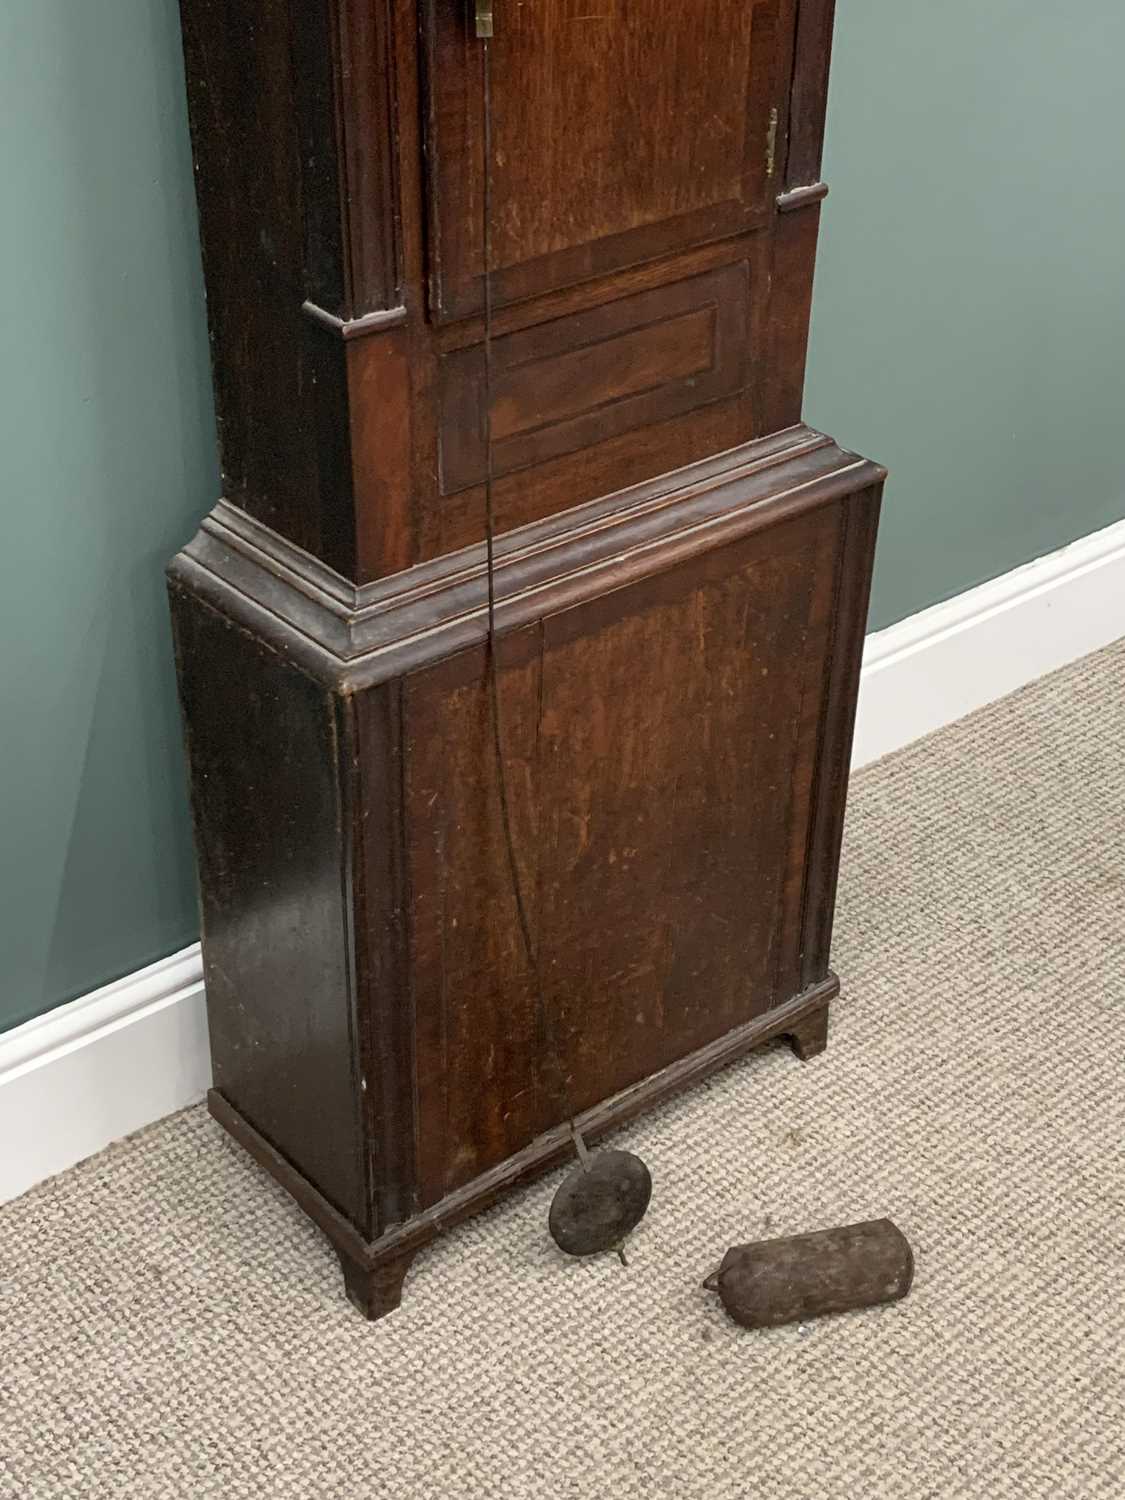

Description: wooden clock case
[168,0,885,1319]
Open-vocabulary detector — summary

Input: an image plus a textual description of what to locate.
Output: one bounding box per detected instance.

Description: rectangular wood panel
[404,628,548,1207]
[438,263,750,494]
[405,502,840,1204]
[170,588,368,1230]
[534,508,838,1119]
[425,0,792,318]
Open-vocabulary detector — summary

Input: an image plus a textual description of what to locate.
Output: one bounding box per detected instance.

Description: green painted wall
[808,3,1125,628]
[2,0,1124,1031]
[0,0,215,1031]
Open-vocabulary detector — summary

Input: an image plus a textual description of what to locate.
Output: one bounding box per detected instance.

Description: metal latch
[766,107,779,178]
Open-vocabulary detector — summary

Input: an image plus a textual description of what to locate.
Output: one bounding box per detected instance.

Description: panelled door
[424,0,795,320]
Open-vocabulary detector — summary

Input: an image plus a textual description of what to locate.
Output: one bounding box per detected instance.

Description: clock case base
[209,978,835,1322]
[168,424,883,1321]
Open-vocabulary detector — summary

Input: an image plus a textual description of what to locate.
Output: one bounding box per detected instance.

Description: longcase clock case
[169,0,885,1319]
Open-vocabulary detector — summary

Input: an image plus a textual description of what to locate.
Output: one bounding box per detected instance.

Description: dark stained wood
[176,0,847,582]
[171,428,883,1315]
[783,1005,830,1060]
[287,0,403,320]
[288,0,347,316]
[171,0,883,1318]
[785,0,839,192]
[331,0,403,316]
[174,430,883,687]
[431,232,764,356]
[169,594,370,1232]
[336,1247,418,1321]
[406,629,548,1204]
[347,330,417,578]
[350,682,418,1235]
[206,978,838,1299]
[799,485,882,987]
[208,1087,375,1267]
[763,203,823,435]
[533,509,835,1121]
[436,385,763,559]
[424,0,793,319]
[401,508,840,1205]
[438,263,751,495]
[177,0,357,574]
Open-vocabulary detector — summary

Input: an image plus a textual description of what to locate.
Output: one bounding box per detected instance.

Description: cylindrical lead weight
[703,1218,914,1330]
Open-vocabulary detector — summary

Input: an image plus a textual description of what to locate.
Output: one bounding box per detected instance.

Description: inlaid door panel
[424,0,794,320]
[532,505,837,1121]
[437,261,751,494]
[404,501,840,1203]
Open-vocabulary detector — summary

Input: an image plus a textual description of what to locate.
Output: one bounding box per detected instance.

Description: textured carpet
[3,642,1124,1499]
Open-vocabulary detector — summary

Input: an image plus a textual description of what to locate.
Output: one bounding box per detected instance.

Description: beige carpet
[3,643,1124,1499]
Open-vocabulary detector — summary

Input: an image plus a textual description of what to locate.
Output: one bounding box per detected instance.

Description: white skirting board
[853,516,1125,769]
[0,948,210,1205]
[3,515,1124,1205]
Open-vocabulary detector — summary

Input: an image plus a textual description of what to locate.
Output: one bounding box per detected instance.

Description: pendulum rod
[479,32,546,1047]
[479,36,534,960]
[478,19,652,1260]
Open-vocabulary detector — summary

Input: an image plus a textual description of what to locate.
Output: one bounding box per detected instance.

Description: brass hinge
[475,0,494,38]
[766,107,779,179]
